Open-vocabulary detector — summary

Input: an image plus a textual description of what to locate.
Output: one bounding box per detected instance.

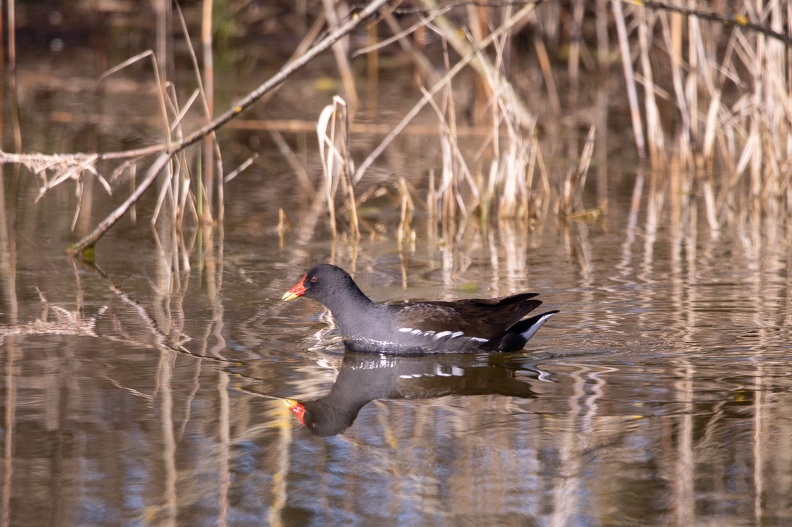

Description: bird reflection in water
[284,352,538,436]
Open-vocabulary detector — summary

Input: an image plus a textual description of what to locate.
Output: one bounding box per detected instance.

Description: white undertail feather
[520,312,557,341]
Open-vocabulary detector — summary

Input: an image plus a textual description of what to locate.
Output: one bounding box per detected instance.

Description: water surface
[2,170,791,526]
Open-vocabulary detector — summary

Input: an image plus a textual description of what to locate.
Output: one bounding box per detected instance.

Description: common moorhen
[282,264,557,354]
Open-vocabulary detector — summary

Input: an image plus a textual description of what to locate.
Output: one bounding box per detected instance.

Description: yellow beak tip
[282,292,297,301]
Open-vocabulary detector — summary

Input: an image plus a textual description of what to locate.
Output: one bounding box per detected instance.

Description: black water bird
[282,264,557,355]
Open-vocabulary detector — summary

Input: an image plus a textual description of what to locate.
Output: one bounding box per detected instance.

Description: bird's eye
[310,276,318,283]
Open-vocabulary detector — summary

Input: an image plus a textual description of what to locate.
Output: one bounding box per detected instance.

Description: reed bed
[314,0,792,243]
[1,0,791,251]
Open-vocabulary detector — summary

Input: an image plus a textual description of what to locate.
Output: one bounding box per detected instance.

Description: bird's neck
[323,283,376,335]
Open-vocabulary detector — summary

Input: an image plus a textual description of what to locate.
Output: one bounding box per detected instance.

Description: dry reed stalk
[466,5,488,127]
[6,0,14,72]
[702,89,723,174]
[151,157,176,228]
[523,137,539,219]
[559,168,574,216]
[174,1,225,223]
[558,121,595,217]
[576,121,596,207]
[396,177,415,248]
[223,153,259,185]
[709,32,743,205]
[435,74,460,223]
[337,102,360,240]
[5,0,23,154]
[702,178,719,232]
[427,169,436,223]
[128,164,138,223]
[611,0,647,161]
[321,0,359,115]
[529,20,561,116]
[317,96,359,239]
[659,13,692,168]
[685,9,701,159]
[595,0,610,70]
[761,1,788,199]
[317,102,339,238]
[201,0,216,219]
[525,4,564,115]
[567,0,584,109]
[366,23,379,116]
[150,80,200,230]
[637,8,665,168]
[497,142,524,220]
[745,38,764,199]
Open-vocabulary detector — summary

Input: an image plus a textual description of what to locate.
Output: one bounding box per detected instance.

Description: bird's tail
[493,310,559,352]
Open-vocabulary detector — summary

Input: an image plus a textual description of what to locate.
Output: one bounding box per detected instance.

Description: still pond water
[2,166,791,527]
[2,29,792,527]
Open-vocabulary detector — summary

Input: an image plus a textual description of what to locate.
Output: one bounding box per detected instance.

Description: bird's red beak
[283,398,306,426]
[282,275,307,301]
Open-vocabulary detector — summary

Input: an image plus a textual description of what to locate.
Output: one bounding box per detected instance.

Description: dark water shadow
[285,351,538,436]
